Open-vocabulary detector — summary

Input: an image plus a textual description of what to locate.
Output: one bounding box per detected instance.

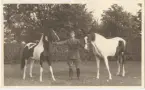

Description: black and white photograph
[2,0,143,87]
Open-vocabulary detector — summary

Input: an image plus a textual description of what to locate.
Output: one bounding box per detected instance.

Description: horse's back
[106,37,126,56]
[111,37,126,46]
[22,42,37,59]
[93,34,126,57]
[25,42,37,49]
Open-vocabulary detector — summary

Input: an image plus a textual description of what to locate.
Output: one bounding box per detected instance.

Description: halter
[52,30,60,41]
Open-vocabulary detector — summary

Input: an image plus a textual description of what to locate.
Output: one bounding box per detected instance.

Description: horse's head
[83,33,96,51]
[43,28,60,43]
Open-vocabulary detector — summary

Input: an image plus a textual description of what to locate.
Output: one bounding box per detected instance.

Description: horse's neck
[37,34,44,46]
[94,33,106,41]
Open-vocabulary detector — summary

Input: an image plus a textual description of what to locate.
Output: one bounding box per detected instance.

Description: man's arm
[54,39,68,45]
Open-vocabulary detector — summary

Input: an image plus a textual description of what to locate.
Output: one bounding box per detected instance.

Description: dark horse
[21,29,60,82]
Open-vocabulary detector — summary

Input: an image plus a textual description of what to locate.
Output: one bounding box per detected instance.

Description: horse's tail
[123,40,133,61]
[21,55,25,70]
[20,46,27,70]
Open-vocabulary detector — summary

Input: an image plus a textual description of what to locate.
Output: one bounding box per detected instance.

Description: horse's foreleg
[23,60,28,80]
[49,66,56,81]
[40,59,43,82]
[29,60,35,77]
[104,57,112,80]
[95,56,100,79]
[46,57,56,81]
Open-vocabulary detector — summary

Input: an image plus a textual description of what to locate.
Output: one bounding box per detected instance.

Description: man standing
[54,30,81,80]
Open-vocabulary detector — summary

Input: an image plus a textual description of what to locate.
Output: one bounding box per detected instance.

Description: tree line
[4,4,141,43]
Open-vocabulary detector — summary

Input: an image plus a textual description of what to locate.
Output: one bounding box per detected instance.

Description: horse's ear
[79,29,88,37]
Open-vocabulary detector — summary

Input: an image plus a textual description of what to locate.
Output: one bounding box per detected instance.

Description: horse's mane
[42,29,59,43]
[42,30,53,43]
[94,33,122,40]
[94,33,107,39]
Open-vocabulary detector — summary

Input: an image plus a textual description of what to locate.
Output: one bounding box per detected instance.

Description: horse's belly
[32,46,44,60]
[104,49,116,56]
[97,44,117,57]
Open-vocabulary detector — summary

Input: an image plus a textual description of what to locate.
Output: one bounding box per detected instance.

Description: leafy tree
[4,4,94,43]
[100,4,141,40]
[101,4,131,37]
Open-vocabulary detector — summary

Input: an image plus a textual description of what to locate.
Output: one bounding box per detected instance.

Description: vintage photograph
[3,0,142,86]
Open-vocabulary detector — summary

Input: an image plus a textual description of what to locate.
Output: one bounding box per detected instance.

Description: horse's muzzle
[84,45,89,51]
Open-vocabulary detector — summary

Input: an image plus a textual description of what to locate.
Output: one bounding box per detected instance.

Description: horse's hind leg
[122,64,125,77]
[116,56,121,76]
[104,56,112,80]
[116,60,121,76]
[29,60,35,77]
[23,60,28,80]
[122,54,125,77]
[117,54,125,77]
[46,56,56,81]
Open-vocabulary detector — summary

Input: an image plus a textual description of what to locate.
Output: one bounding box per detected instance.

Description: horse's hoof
[40,80,42,82]
[96,77,99,79]
[107,79,111,82]
[40,79,43,82]
[29,75,33,78]
[109,77,112,80]
[107,78,112,82]
[23,77,25,80]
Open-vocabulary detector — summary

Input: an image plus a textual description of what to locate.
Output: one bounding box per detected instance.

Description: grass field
[4,60,141,86]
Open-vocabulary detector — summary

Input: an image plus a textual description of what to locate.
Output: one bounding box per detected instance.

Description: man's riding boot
[69,68,73,80]
[76,68,80,80]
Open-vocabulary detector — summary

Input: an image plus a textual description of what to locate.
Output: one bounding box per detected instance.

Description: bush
[4,42,24,64]
[4,37,141,64]
[4,42,88,64]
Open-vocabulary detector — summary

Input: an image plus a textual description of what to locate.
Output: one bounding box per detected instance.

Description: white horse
[84,32,126,80]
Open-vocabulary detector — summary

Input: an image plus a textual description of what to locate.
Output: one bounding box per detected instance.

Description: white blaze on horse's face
[84,36,88,50]
[45,36,48,41]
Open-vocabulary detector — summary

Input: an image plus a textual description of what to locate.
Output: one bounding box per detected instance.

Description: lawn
[4,60,141,86]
